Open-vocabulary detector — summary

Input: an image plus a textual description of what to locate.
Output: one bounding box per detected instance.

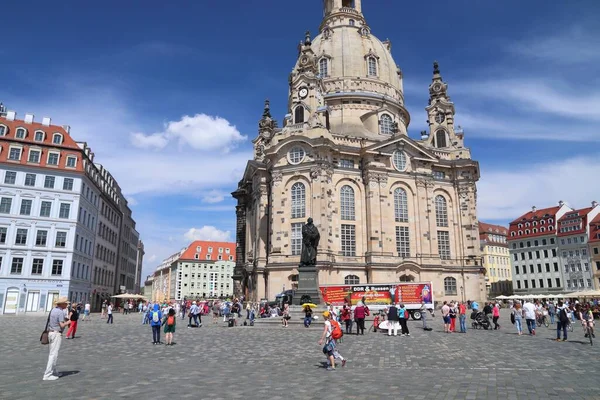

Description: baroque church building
[232,0,485,303]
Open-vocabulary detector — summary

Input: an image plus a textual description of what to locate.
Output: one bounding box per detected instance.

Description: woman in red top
[354,302,367,335]
[341,305,352,334]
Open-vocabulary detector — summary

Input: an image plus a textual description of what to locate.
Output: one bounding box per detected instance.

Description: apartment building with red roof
[151,241,236,302]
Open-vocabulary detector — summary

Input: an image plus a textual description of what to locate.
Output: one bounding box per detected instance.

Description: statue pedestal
[292,264,322,305]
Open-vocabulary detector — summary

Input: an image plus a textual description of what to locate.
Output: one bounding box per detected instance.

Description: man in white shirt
[82,303,91,322]
[106,303,113,324]
[522,300,536,335]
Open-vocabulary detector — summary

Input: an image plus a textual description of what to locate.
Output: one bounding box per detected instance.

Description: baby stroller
[471,310,491,330]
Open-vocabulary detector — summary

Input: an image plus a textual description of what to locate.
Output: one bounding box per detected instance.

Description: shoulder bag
[40,312,52,345]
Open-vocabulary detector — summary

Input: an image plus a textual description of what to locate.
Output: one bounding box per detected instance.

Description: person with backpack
[162,308,177,345]
[150,304,163,345]
[387,303,400,336]
[65,303,79,339]
[398,303,410,336]
[555,300,569,342]
[318,311,346,371]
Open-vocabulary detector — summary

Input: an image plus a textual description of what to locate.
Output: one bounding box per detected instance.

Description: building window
[63,178,74,191]
[0,197,12,214]
[52,133,63,144]
[15,228,28,245]
[437,231,451,260]
[32,258,44,275]
[59,203,71,219]
[444,277,457,295]
[11,257,24,274]
[367,56,377,76]
[339,159,354,169]
[394,188,408,222]
[47,152,59,165]
[56,231,67,247]
[319,58,328,77]
[20,199,32,215]
[291,222,303,255]
[0,227,6,243]
[340,185,355,220]
[0,125,6,136]
[344,275,360,285]
[380,114,394,135]
[396,226,410,257]
[294,106,305,124]
[51,260,64,275]
[40,201,52,217]
[341,224,356,256]
[44,176,55,189]
[15,128,26,139]
[435,195,448,227]
[291,182,306,219]
[4,171,16,184]
[36,230,48,246]
[435,130,447,148]
[24,173,36,187]
[66,156,77,168]
[392,151,407,172]
[349,19,355,26]
[433,170,446,180]
[288,147,305,165]
[34,131,44,141]
[28,150,41,163]
[8,147,22,161]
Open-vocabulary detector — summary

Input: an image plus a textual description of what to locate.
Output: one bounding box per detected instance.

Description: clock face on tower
[298,87,309,99]
[435,112,445,124]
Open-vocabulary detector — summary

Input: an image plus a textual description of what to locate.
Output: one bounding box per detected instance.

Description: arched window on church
[444,277,457,295]
[379,114,393,135]
[340,185,355,220]
[344,274,359,285]
[399,274,414,282]
[291,182,306,219]
[294,106,305,124]
[435,130,447,148]
[394,188,408,222]
[319,58,328,77]
[435,195,448,227]
[367,57,377,76]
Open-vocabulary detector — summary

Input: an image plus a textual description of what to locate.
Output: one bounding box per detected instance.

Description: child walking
[163,308,177,345]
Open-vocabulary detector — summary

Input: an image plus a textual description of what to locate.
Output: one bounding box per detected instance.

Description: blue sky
[1,1,598,279]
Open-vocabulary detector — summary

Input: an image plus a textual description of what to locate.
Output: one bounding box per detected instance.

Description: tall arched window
[379,114,393,135]
[394,188,408,222]
[435,130,447,148]
[344,274,360,285]
[294,106,305,124]
[319,58,328,77]
[368,57,377,76]
[340,185,355,220]
[435,195,448,227]
[291,182,306,219]
[444,277,457,295]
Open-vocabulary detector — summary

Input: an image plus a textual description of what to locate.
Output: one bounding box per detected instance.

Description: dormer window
[47,152,60,166]
[367,56,377,76]
[0,125,6,136]
[66,156,77,168]
[15,128,26,139]
[28,149,41,163]
[34,131,45,141]
[52,133,63,145]
[319,58,329,77]
[379,114,394,135]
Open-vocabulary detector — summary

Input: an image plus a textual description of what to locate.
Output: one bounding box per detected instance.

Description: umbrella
[111,294,147,299]
[302,303,318,309]
[494,295,508,299]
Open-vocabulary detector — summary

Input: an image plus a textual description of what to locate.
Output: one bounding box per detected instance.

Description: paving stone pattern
[0,312,599,399]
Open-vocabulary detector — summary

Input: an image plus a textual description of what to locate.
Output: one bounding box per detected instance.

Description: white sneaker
[43,375,59,381]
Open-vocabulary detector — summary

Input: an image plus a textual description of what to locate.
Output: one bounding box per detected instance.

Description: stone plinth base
[292,264,322,305]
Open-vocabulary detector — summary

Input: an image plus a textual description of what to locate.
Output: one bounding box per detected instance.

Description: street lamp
[460,286,465,303]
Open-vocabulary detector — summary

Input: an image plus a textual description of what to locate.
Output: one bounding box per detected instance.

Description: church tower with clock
[233,0,485,303]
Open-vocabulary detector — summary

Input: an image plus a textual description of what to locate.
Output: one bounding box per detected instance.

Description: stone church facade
[232,0,485,303]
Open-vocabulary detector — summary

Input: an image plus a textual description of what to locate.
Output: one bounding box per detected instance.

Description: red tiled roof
[0,116,83,173]
[479,222,508,236]
[557,207,593,237]
[179,241,236,261]
[508,206,560,240]
[589,214,600,243]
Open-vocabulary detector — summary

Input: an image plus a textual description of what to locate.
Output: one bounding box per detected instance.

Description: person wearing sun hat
[43,296,71,381]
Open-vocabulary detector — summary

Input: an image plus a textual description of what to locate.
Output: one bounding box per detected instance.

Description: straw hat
[54,296,69,305]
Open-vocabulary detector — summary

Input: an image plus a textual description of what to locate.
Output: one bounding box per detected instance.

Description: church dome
[289,0,410,138]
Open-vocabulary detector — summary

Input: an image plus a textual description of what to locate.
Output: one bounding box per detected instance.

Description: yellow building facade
[479,222,512,297]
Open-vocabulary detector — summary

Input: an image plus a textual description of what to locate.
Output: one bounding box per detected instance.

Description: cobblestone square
[1,312,599,400]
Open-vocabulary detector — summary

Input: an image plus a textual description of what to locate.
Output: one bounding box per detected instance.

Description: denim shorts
[443,316,451,324]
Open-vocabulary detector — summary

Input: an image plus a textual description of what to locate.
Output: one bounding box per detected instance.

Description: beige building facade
[479,222,512,297]
[233,0,485,303]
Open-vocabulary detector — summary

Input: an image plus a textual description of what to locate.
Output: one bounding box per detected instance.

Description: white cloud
[126,196,138,206]
[202,189,226,204]
[130,113,247,152]
[478,154,600,221]
[508,26,600,65]
[184,226,232,242]
[147,254,157,263]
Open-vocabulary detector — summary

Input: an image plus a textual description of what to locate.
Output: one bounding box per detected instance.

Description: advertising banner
[319,282,433,308]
